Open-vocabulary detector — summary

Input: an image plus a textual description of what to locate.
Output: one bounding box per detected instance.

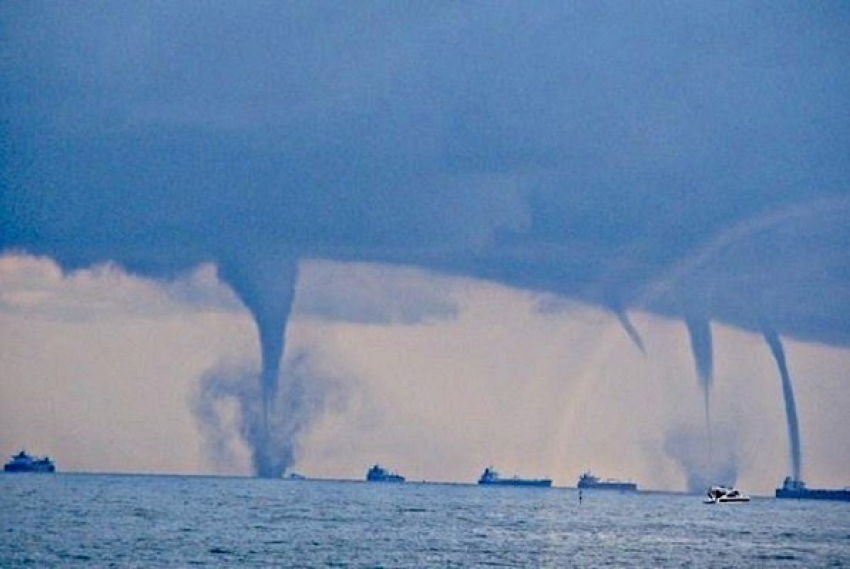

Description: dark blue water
[2,474,848,567]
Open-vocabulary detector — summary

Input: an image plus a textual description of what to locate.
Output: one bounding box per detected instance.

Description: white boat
[704,486,750,504]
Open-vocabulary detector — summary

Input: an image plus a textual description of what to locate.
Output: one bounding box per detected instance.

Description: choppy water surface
[1,474,848,567]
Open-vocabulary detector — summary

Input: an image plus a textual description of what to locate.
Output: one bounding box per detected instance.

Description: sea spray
[193,350,348,476]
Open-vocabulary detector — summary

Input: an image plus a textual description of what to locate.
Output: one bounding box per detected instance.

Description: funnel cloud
[217,256,299,476]
[684,316,714,464]
[761,325,802,483]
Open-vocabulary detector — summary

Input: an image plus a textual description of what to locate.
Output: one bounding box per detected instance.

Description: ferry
[775,477,850,502]
[704,486,750,504]
[478,467,552,488]
[3,450,56,473]
[366,464,405,483]
[577,472,637,491]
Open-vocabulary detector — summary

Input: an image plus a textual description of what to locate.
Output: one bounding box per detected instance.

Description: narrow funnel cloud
[218,255,299,477]
[761,325,802,482]
[685,316,714,465]
[685,316,714,402]
[615,310,646,354]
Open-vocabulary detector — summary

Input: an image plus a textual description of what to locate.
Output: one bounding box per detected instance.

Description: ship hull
[367,474,405,483]
[479,479,552,488]
[4,463,55,473]
[776,488,850,502]
[577,482,637,491]
[704,497,750,504]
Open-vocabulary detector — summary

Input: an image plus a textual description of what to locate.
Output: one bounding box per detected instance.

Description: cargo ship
[3,450,56,473]
[775,477,850,502]
[478,467,552,488]
[577,472,637,491]
[366,464,405,483]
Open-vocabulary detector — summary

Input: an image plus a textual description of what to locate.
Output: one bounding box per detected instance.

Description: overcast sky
[1,2,848,489]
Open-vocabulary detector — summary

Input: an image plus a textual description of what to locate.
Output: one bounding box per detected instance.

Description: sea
[1,473,848,567]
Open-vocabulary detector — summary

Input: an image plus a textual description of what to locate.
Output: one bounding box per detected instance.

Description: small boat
[704,486,750,504]
[478,467,552,487]
[3,450,56,473]
[577,472,637,491]
[366,464,405,483]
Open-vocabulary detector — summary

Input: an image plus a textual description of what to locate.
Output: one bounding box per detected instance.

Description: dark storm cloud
[4,1,846,340]
[2,2,848,475]
[296,261,459,325]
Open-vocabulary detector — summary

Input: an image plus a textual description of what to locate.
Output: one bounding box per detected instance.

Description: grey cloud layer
[3,2,847,344]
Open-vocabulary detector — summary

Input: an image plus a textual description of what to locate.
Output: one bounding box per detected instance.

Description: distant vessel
[366,464,405,483]
[478,467,552,488]
[704,486,750,504]
[775,477,850,502]
[577,472,637,492]
[3,450,56,473]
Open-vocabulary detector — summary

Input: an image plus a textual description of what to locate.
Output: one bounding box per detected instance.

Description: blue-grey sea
[1,473,848,567]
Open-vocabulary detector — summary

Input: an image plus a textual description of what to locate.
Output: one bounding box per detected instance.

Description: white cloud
[0,255,242,322]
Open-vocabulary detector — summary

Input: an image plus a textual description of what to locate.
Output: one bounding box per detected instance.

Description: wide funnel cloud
[217,254,298,476]
[2,3,849,477]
